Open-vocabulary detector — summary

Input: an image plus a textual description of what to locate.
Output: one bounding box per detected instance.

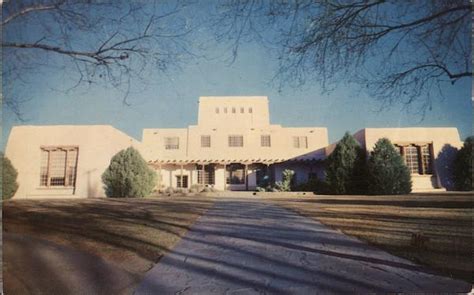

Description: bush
[273,169,294,192]
[293,178,329,194]
[102,147,156,198]
[367,138,412,194]
[2,153,19,199]
[325,132,367,194]
[453,136,473,191]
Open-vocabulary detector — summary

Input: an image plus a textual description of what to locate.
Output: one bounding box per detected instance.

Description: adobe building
[4,96,464,198]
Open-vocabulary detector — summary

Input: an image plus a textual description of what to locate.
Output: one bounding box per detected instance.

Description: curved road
[135,199,471,294]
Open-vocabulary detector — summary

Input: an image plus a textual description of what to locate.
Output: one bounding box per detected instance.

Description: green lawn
[267,192,473,283]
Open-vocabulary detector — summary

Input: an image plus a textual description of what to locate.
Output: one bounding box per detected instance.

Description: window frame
[261,135,271,147]
[40,146,79,188]
[228,135,244,147]
[293,136,308,148]
[164,137,180,150]
[201,135,211,148]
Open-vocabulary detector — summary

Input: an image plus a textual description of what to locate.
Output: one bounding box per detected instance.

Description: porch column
[201,164,205,185]
[223,163,227,191]
[169,165,173,188]
[158,163,162,190]
[245,163,249,191]
[180,164,184,188]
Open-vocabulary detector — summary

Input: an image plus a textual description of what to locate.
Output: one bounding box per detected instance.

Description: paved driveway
[135,199,470,294]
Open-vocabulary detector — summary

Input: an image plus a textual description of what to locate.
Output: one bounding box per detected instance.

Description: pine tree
[1,153,19,199]
[326,132,367,194]
[367,138,412,195]
[453,136,473,191]
[102,147,156,198]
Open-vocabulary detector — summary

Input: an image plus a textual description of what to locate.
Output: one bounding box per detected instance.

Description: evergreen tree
[2,153,19,199]
[326,132,367,194]
[102,147,156,198]
[367,138,412,195]
[453,136,473,191]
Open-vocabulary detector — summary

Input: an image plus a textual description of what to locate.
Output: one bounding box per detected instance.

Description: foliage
[273,169,295,192]
[325,132,367,194]
[453,136,473,191]
[3,1,196,117]
[102,147,156,198]
[2,153,19,199]
[293,178,329,194]
[367,138,412,195]
[216,1,471,111]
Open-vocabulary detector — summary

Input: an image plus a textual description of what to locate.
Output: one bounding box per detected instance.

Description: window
[404,145,420,174]
[240,107,244,113]
[226,164,245,184]
[164,137,179,149]
[421,145,433,174]
[40,147,78,187]
[232,107,236,113]
[197,165,215,185]
[249,107,253,113]
[201,135,211,148]
[215,107,219,114]
[261,135,271,147]
[293,136,308,148]
[224,107,228,113]
[176,175,188,188]
[228,135,243,147]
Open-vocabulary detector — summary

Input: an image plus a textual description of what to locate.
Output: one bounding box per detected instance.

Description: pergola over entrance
[148,157,323,191]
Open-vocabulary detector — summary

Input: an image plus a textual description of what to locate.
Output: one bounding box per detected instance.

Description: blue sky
[2,2,472,149]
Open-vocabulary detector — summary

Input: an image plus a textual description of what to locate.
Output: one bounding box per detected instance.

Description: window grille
[232,107,236,113]
[176,175,188,188]
[293,136,308,148]
[404,146,420,174]
[215,107,219,114]
[197,165,215,185]
[261,135,271,147]
[224,107,228,113]
[421,145,433,174]
[240,107,244,113]
[164,137,179,149]
[228,135,243,147]
[201,135,211,148]
[248,107,253,113]
[40,147,78,187]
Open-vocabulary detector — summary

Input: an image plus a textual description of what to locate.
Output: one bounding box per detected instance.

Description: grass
[266,192,473,283]
[3,196,215,294]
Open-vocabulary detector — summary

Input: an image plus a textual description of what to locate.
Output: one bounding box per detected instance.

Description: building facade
[4,96,464,198]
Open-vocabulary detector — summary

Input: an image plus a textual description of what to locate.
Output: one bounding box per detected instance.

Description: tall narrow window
[240,107,244,113]
[228,135,244,147]
[232,107,236,113]
[215,107,219,114]
[261,135,271,147]
[404,145,420,174]
[224,107,228,113]
[421,145,433,174]
[40,147,78,187]
[293,136,308,148]
[248,107,253,113]
[176,175,188,188]
[201,135,211,148]
[164,137,179,149]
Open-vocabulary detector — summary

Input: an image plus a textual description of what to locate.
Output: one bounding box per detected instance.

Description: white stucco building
[4,96,464,198]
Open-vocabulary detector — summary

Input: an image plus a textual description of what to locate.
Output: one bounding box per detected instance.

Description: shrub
[102,147,156,198]
[2,153,19,199]
[325,132,367,194]
[453,136,473,191]
[367,138,412,194]
[274,169,294,192]
[293,178,329,194]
